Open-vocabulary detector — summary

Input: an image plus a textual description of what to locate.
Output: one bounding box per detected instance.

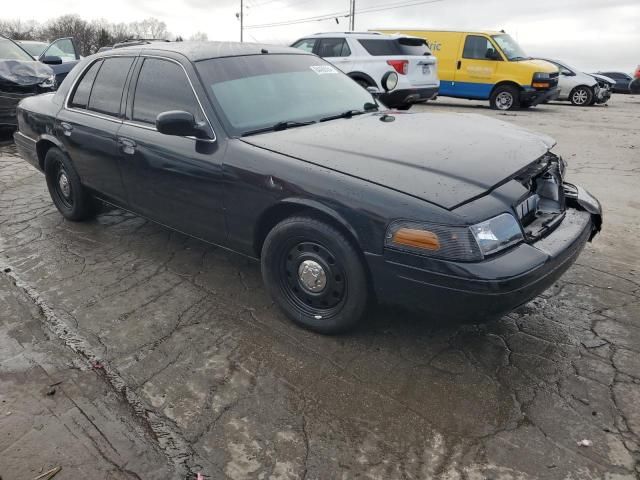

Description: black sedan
[14,42,602,334]
[596,71,633,93]
[1,35,57,129]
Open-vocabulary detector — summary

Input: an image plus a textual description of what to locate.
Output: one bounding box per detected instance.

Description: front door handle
[118,137,137,155]
[61,122,73,137]
[457,60,462,70]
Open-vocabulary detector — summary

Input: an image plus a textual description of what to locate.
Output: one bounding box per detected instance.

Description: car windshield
[19,42,48,58]
[492,34,528,61]
[0,37,34,61]
[196,54,378,136]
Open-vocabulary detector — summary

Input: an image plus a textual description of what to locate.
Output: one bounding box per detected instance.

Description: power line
[244,0,445,29]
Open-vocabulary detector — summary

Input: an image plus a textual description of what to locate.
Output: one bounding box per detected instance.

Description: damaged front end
[0,60,56,128]
[514,152,602,242]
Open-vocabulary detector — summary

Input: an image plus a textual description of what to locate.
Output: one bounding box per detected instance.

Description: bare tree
[189,32,208,42]
[1,15,175,55]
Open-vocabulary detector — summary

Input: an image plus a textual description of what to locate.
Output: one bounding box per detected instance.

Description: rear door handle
[118,137,137,155]
[457,60,462,70]
[61,122,73,137]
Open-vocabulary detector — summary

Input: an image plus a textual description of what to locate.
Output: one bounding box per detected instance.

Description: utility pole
[240,0,244,42]
[349,0,355,31]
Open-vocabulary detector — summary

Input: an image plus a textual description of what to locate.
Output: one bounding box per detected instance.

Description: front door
[116,56,226,243]
[453,34,500,99]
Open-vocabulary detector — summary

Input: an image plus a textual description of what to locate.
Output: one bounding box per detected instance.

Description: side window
[132,58,204,125]
[69,60,102,109]
[87,57,134,117]
[43,38,78,62]
[317,38,351,58]
[291,39,316,53]
[462,35,495,60]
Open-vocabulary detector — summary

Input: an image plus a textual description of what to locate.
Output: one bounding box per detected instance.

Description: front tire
[570,86,593,106]
[490,85,520,110]
[44,147,98,221]
[261,216,368,334]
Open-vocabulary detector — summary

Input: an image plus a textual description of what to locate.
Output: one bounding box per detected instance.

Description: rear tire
[44,147,98,221]
[490,85,520,110]
[261,216,368,334]
[570,86,593,106]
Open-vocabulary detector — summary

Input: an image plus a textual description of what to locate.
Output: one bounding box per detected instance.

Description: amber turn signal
[392,228,441,251]
[532,82,550,88]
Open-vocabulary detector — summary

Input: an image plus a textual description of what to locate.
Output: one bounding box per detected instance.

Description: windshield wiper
[242,120,315,137]
[320,102,378,122]
[510,56,531,61]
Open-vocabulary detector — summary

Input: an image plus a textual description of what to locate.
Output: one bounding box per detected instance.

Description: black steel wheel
[261,216,368,334]
[44,147,98,221]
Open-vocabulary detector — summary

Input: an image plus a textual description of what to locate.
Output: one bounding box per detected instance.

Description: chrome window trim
[132,54,216,142]
[63,53,217,142]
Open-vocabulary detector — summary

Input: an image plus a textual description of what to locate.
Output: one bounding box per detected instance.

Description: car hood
[589,73,616,86]
[241,112,555,210]
[0,59,53,86]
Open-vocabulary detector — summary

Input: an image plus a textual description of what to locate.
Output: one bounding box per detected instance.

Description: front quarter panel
[222,139,458,257]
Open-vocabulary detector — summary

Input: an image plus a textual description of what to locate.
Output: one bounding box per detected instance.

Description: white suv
[291,32,439,109]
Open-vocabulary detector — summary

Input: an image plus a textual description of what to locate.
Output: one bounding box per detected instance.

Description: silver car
[539,58,607,106]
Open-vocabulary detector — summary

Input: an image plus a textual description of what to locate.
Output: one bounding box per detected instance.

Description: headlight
[533,72,551,81]
[532,72,552,88]
[385,213,524,261]
[39,74,56,89]
[469,213,523,257]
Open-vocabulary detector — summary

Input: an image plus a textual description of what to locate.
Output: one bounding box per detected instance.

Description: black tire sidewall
[261,217,368,334]
[570,86,593,106]
[44,148,96,221]
[490,85,521,110]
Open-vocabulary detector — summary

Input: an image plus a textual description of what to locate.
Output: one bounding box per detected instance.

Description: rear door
[116,56,226,243]
[454,34,500,99]
[314,38,354,73]
[57,56,135,204]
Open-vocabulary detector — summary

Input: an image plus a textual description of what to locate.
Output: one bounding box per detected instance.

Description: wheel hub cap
[496,92,513,110]
[58,172,71,199]
[298,260,327,292]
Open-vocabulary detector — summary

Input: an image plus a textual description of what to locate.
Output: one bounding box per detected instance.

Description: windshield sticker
[310,65,338,75]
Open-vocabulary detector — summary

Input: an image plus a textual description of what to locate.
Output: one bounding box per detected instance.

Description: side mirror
[366,86,381,97]
[381,71,398,92]
[156,111,213,140]
[41,56,62,65]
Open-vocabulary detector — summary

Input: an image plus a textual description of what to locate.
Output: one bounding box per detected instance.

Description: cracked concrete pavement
[0,95,639,479]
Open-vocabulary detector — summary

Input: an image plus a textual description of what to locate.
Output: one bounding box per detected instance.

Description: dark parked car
[0,35,56,129]
[18,37,81,85]
[596,71,633,93]
[14,42,602,333]
[630,66,640,94]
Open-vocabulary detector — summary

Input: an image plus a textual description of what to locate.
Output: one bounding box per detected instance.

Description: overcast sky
[4,0,639,72]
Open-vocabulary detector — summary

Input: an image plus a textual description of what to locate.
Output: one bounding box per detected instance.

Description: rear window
[70,60,102,109]
[87,57,134,117]
[358,38,430,56]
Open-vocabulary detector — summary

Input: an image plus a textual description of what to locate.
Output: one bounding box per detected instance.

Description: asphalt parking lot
[1,95,639,479]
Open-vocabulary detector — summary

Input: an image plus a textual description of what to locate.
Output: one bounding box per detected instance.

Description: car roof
[373,28,506,36]
[103,41,306,62]
[308,31,413,40]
